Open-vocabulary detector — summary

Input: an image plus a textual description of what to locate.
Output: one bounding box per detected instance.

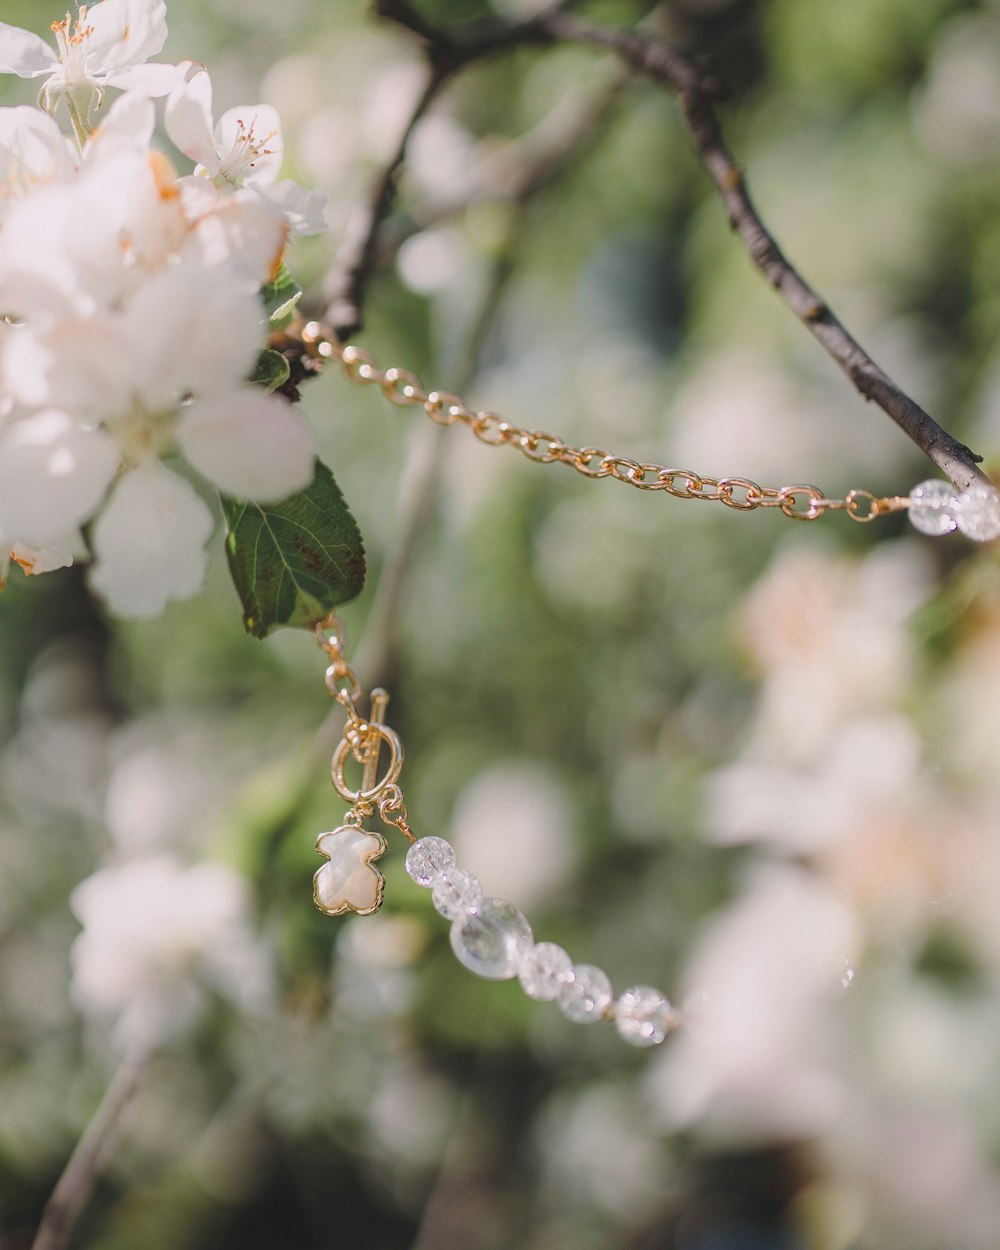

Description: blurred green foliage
[3,1,1000,1248]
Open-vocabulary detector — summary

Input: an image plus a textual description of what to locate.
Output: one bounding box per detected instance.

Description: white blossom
[70,854,273,1050]
[738,541,933,759]
[0,17,326,615]
[706,713,925,855]
[166,68,328,235]
[449,763,578,910]
[1,251,315,610]
[0,160,314,611]
[0,1,183,110]
[649,863,858,1141]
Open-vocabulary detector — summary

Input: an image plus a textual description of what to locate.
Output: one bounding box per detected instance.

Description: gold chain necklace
[290,315,1000,1050]
[296,321,1000,539]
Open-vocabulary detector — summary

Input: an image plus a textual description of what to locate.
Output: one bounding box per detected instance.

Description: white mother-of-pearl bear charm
[313,825,388,917]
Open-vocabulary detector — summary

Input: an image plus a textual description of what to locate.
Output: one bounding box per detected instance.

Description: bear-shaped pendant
[313,824,387,917]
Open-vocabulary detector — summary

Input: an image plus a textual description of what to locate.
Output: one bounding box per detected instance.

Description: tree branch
[374,0,573,70]
[31,1048,148,1250]
[536,10,988,490]
[363,3,987,491]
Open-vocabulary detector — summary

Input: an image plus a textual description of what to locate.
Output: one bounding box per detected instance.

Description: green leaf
[250,348,291,392]
[221,459,366,638]
[261,263,302,330]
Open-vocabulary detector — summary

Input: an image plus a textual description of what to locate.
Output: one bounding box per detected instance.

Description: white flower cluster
[651,541,1000,1245]
[0,0,328,615]
[71,855,273,1052]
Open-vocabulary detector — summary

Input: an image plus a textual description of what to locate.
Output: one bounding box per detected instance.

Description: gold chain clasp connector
[314,615,405,814]
[330,699,405,809]
[313,616,409,919]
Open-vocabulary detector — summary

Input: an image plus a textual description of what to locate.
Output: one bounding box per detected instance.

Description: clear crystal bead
[405,836,456,887]
[908,479,959,536]
[956,484,1000,542]
[558,964,613,1024]
[431,867,482,920]
[614,985,673,1048]
[450,897,533,980]
[518,942,574,1001]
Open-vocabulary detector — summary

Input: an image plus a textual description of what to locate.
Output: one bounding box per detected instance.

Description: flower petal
[105,60,190,96]
[0,105,76,187]
[4,316,133,420]
[10,540,76,577]
[92,148,188,277]
[0,163,156,316]
[85,0,167,74]
[182,183,287,284]
[89,461,214,617]
[87,91,155,156]
[179,388,315,501]
[123,260,265,409]
[0,22,58,79]
[258,179,329,236]
[0,411,118,547]
[165,68,219,175]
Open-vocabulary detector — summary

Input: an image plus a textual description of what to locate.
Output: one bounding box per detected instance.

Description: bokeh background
[4,1,1000,1247]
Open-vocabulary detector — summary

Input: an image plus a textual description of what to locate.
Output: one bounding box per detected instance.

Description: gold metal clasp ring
[331,688,404,804]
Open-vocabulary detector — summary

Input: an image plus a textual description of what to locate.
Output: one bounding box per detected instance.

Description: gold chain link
[297,322,911,525]
[314,615,415,841]
[314,614,365,723]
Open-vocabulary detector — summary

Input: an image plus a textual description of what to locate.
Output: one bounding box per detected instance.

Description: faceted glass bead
[908,479,959,536]
[450,897,533,980]
[614,985,673,1048]
[956,484,1000,542]
[431,867,482,920]
[558,963,613,1024]
[405,836,456,887]
[518,942,574,1001]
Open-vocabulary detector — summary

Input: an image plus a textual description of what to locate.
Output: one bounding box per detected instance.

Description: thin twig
[323,0,579,341]
[372,4,987,491]
[324,62,450,339]
[31,1048,148,1250]
[408,1093,488,1250]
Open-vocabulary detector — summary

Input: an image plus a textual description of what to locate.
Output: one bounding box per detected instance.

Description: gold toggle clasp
[330,687,405,807]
